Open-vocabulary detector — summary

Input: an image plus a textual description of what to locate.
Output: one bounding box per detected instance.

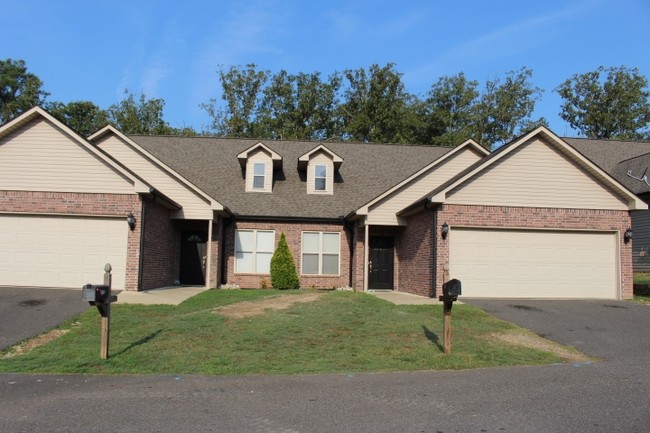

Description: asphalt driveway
[464,298,650,361]
[0,287,90,350]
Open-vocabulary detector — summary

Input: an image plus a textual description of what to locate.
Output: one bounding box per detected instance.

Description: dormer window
[253,162,266,189]
[298,144,343,195]
[314,164,327,191]
[237,142,282,193]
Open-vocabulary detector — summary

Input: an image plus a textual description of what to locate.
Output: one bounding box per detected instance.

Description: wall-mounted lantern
[127,212,136,231]
[441,222,449,240]
[624,227,633,244]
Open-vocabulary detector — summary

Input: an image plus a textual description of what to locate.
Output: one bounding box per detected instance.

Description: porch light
[441,222,449,240]
[127,212,136,231]
[624,227,633,244]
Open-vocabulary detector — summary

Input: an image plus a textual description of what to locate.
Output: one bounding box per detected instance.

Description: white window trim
[235,229,275,274]
[314,164,327,192]
[252,162,266,190]
[301,231,340,276]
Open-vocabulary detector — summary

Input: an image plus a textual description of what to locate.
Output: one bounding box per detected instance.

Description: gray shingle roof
[564,137,650,195]
[128,135,454,219]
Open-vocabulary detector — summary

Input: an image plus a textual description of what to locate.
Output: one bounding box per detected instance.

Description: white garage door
[449,228,618,299]
[0,215,128,290]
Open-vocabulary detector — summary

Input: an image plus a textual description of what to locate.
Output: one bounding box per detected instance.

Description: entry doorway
[179,230,207,285]
[369,236,394,290]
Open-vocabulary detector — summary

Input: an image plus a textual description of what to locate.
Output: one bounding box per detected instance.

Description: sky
[2,0,649,137]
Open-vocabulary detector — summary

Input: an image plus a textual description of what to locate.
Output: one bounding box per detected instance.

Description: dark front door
[369,236,394,290]
[179,231,207,285]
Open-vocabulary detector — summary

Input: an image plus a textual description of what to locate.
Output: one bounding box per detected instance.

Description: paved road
[0,287,89,350]
[0,300,648,432]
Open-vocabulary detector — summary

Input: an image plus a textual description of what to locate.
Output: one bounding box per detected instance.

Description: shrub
[270,233,300,290]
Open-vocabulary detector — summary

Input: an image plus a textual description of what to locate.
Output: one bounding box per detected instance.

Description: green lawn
[633,273,650,284]
[0,290,578,375]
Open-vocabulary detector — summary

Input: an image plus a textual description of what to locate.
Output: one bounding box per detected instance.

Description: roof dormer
[237,142,282,193]
[298,145,343,195]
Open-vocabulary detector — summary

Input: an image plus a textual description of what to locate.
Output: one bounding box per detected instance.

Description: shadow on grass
[422,325,444,352]
[113,329,163,356]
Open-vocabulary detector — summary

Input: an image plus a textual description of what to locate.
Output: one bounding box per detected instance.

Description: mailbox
[442,279,462,298]
[82,284,110,304]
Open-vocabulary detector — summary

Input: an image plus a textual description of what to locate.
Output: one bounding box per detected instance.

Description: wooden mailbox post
[82,264,118,359]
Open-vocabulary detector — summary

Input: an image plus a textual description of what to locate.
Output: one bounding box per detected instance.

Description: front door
[369,236,394,290]
[179,231,207,285]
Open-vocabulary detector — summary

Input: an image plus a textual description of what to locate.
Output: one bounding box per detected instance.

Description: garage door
[0,215,128,290]
[449,228,618,299]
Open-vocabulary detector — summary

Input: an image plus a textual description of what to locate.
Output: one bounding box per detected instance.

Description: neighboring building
[0,107,644,299]
[567,138,650,272]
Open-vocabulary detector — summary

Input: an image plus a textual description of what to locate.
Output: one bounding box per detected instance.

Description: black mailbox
[442,279,462,298]
[82,284,110,304]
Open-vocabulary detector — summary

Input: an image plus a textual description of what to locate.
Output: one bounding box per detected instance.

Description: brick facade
[140,199,180,290]
[396,210,435,297]
[223,220,351,289]
[0,190,143,291]
[432,204,634,298]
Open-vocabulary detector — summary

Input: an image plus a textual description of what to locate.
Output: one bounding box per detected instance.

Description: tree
[424,73,480,146]
[270,233,300,290]
[338,63,422,143]
[473,67,544,148]
[47,100,108,136]
[201,64,269,137]
[258,70,342,140]
[556,66,650,139]
[0,58,49,124]
[107,91,173,135]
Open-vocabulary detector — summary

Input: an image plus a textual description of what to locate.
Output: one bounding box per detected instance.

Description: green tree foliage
[107,91,174,135]
[270,233,300,290]
[423,68,543,148]
[556,66,650,139]
[47,100,108,136]
[0,58,49,124]
[201,64,270,137]
[203,63,544,148]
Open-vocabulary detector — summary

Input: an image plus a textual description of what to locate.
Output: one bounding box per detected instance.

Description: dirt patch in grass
[2,329,70,359]
[214,292,324,319]
[490,331,592,363]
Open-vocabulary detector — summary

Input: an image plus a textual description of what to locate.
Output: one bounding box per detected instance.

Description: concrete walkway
[115,287,451,306]
[115,286,208,305]
[369,290,455,305]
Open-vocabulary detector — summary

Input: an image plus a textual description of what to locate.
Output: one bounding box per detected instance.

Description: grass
[633,295,650,305]
[633,273,650,284]
[0,290,571,376]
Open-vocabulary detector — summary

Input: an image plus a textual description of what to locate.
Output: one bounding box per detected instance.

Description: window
[253,162,265,189]
[235,230,275,273]
[314,164,327,191]
[301,232,340,275]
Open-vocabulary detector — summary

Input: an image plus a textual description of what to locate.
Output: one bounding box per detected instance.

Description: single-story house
[0,107,644,299]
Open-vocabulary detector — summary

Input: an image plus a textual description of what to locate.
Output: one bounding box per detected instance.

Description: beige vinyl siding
[0,214,128,290]
[96,135,213,219]
[632,210,650,272]
[307,152,334,194]
[245,150,273,193]
[445,138,629,210]
[368,149,483,225]
[449,227,618,299]
[0,118,134,194]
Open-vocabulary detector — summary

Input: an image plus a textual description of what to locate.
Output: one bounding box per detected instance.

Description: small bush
[270,233,300,290]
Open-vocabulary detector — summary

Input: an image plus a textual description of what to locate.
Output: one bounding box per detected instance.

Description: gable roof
[297,144,344,171]
[128,135,455,220]
[0,107,150,194]
[89,125,226,213]
[236,142,283,170]
[399,127,646,215]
